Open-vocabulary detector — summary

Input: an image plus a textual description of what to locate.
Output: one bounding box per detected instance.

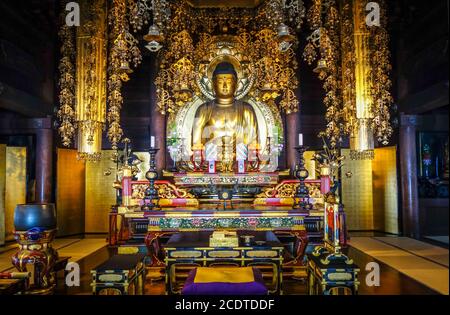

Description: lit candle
[298,133,303,146]
[150,136,155,148]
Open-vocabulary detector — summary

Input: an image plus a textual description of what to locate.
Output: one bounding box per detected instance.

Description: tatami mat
[374,237,449,267]
[57,238,107,262]
[349,237,449,295]
[0,238,106,272]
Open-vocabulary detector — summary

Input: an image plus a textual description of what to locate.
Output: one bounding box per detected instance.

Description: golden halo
[196,38,255,100]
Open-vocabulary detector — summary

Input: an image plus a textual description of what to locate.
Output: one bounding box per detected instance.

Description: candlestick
[141,146,160,211]
[293,144,312,211]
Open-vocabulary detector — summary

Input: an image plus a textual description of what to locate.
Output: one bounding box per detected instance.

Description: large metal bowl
[14,204,57,231]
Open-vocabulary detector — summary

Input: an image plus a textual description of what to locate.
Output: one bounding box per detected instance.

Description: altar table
[164,231,285,294]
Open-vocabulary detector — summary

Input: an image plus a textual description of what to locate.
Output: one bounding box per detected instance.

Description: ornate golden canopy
[55,0,395,162]
[187,0,264,8]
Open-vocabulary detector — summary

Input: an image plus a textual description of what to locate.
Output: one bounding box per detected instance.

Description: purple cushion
[181,267,268,295]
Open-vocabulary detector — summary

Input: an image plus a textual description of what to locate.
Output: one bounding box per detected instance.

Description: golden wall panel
[305,151,316,179]
[0,144,6,245]
[372,147,399,234]
[341,149,374,230]
[134,152,150,181]
[56,149,86,236]
[5,147,26,241]
[85,150,116,233]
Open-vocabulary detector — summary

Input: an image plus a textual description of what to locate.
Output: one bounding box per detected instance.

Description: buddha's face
[213,74,237,101]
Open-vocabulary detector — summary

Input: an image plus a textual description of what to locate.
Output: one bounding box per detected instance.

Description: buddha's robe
[192,101,259,151]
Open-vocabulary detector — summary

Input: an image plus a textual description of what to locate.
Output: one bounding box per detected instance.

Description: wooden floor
[348,237,449,294]
[50,237,443,295]
[0,237,107,273]
[0,234,445,295]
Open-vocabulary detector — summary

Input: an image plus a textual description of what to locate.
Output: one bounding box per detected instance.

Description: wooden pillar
[150,112,166,174]
[35,128,53,203]
[286,112,301,173]
[0,144,6,245]
[399,114,421,238]
[150,58,165,174]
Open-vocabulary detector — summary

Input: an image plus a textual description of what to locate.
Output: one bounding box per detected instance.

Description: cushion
[181,267,268,295]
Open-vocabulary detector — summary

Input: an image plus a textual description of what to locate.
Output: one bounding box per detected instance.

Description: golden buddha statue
[192,62,259,162]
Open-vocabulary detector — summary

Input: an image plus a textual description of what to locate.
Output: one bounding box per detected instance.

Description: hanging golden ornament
[75,0,108,161]
[303,41,317,65]
[171,57,195,106]
[57,0,76,147]
[106,0,142,151]
[149,1,304,115]
[368,0,394,146]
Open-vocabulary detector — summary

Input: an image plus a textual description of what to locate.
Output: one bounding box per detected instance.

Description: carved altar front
[109,173,327,280]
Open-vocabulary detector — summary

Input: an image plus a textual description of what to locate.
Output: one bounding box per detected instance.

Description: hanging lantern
[277,23,295,52]
[144,24,164,52]
[119,60,133,74]
[313,58,327,73]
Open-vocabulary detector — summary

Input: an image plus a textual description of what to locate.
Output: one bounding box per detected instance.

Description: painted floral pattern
[158,217,294,229]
